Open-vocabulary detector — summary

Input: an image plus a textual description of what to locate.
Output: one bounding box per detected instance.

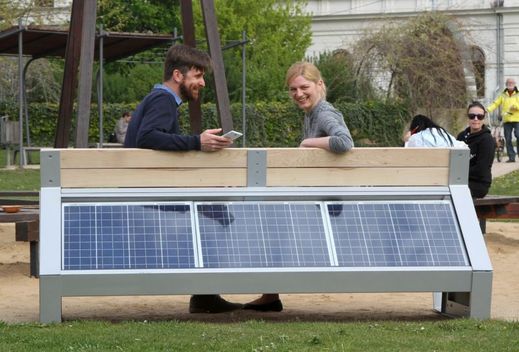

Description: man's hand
[200,128,233,152]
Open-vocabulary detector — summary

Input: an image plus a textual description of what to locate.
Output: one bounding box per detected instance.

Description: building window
[471,46,485,98]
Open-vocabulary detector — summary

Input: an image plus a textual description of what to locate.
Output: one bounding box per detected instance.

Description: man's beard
[180,82,199,101]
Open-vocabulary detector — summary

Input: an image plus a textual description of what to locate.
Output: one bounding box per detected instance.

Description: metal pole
[22,57,36,165]
[496,12,503,90]
[241,30,246,147]
[98,25,105,147]
[22,58,36,148]
[18,19,24,167]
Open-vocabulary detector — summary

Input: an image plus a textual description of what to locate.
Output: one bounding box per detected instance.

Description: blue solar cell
[63,200,468,272]
[63,203,195,270]
[63,205,97,270]
[197,202,331,268]
[327,202,468,267]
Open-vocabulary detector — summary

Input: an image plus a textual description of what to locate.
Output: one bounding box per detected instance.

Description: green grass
[0,319,518,351]
[0,168,40,191]
[489,170,519,196]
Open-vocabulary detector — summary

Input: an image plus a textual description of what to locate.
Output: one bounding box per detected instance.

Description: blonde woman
[244,62,354,312]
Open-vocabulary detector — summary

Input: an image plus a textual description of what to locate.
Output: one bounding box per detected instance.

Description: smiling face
[178,67,206,101]
[468,105,485,133]
[288,75,323,113]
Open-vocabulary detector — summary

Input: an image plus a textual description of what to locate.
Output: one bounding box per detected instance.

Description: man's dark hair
[467,101,486,114]
[163,44,212,81]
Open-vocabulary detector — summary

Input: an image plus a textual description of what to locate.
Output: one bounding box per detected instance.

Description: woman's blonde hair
[285,61,327,99]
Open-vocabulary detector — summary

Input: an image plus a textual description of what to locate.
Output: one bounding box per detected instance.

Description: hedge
[0,100,408,147]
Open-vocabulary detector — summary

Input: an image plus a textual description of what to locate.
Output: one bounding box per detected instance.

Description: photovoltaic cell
[63,203,195,270]
[63,200,468,272]
[327,201,468,267]
[197,202,331,268]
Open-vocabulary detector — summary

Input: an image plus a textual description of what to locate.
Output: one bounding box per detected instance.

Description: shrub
[0,100,408,147]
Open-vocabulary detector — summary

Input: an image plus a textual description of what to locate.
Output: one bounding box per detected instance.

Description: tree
[311,50,374,104]
[0,1,31,30]
[353,13,469,113]
[97,0,181,34]
[192,0,311,102]
[97,0,311,103]
[96,0,182,102]
[0,1,62,105]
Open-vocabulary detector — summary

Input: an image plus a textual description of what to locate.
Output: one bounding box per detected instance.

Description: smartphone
[222,130,243,140]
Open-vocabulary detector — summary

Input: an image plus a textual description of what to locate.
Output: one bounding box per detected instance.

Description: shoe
[189,294,243,313]
[243,299,283,312]
[506,159,515,163]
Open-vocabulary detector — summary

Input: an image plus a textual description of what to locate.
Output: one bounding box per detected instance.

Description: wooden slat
[267,148,451,168]
[61,169,247,188]
[267,167,449,187]
[51,148,458,188]
[55,147,452,169]
[58,148,247,169]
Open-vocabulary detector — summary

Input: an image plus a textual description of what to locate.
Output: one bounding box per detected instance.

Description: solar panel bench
[39,147,492,322]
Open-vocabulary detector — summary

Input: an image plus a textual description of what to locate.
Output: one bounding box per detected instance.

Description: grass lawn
[489,170,519,196]
[0,319,518,351]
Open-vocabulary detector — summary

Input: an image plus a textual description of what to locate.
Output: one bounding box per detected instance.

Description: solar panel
[196,202,332,268]
[63,203,195,270]
[326,201,469,267]
[63,200,468,272]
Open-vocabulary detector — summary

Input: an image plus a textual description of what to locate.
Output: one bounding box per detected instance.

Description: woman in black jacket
[457,101,496,198]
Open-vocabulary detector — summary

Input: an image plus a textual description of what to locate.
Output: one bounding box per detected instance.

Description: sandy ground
[0,220,518,323]
[1,161,518,323]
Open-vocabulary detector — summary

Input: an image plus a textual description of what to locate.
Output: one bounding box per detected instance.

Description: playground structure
[0,0,234,165]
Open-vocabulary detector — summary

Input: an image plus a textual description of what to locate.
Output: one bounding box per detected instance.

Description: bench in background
[474,195,519,233]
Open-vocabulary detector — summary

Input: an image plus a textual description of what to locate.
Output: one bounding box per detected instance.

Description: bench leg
[39,276,63,323]
[15,221,39,277]
[478,218,486,234]
[30,241,39,278]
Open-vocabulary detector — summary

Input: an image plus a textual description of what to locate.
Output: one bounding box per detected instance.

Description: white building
[305,0,519,104]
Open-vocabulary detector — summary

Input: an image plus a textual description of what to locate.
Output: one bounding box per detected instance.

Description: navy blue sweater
[124,88,201,150]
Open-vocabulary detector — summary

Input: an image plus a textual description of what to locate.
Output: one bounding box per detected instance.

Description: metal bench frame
[39,148,493,322]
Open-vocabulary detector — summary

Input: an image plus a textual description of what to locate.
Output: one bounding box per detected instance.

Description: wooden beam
[54,148,453,188]
[200,0,233,132]
[180,0,203,134]
[74,0,97,148]
[54,0,84,148]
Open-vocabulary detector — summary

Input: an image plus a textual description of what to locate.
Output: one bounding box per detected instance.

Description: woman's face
[468,106,485,133]
[288,75,323,112]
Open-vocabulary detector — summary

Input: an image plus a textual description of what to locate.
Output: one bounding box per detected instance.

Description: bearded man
[125,44,232,152]
[124,44,241,313]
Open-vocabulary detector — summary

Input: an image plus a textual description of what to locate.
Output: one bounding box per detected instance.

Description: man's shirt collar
[153,83,183,106]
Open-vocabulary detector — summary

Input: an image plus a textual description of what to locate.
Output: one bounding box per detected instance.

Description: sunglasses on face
[468,113,485,120]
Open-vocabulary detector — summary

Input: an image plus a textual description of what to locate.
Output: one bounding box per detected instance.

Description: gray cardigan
[304,99,354,153]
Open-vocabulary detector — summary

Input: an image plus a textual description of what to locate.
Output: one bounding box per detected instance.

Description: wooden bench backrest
[43,147,463,188]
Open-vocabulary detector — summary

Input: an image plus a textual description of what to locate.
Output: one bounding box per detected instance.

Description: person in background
[243,61,354,313]
[487,78,519,162]
[115,111,131,144]
[457,101,496,199]
[403,114,466,148]
[124,44,240,314]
